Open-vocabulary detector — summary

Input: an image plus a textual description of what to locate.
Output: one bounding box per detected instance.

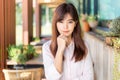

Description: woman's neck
[66,36,72,47]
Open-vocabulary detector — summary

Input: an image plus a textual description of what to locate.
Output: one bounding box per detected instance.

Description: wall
[84,32,114,80]
[99,0,120,20]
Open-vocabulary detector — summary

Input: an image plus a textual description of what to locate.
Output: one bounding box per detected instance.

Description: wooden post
[0,0,15,80]
[22,0,33,45]
[35,0,41,38]
[0,1,5,79]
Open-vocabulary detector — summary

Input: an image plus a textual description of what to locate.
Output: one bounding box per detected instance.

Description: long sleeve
[42,40,94,80]
[42,41,62,80]
[79,42,94,80]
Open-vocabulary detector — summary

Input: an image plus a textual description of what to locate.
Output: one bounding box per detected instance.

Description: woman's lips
[63,31,69,33]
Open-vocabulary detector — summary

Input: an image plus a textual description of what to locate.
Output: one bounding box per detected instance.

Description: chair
[2,68,43,80]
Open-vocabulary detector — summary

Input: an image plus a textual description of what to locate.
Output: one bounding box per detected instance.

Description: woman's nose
[63,23,68,29]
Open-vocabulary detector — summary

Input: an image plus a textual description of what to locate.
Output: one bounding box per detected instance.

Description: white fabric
[42,40,94,80]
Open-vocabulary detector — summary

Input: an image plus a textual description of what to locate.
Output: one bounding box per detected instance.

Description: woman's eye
[59,21,63,23]
[69,21,73,23]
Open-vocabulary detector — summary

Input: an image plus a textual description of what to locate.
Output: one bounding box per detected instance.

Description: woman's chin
[64,34,71,38]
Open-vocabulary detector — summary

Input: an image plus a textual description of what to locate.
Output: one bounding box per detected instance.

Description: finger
[59,34,64,37]
[61,36,67,42]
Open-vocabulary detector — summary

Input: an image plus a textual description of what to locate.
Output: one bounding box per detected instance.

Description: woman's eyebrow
[67,19,74,21]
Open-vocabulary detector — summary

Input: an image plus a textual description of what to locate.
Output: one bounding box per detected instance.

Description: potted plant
[105,17,120,46]
[87,15,98,29]
[80,14,90,32]
[30,37,40,45]
[106,17,120,80]
[112,38,120,49]
[109,17,120,35]
[7,44,39,64]
[112,38,120,80]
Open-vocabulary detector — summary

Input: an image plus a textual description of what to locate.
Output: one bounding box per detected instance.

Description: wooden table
[7,54,43,69]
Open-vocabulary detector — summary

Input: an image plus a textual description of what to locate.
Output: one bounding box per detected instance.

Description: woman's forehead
[63,13,73,20]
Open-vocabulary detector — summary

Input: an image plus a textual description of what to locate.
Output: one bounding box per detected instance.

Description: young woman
[42,3,94,80]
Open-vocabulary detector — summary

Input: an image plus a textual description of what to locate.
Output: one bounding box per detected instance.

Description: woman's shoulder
[42,40,52,53]
[42,40,52,56]
[83,40,91,57]
[83,40,93,63]
[84,39,89,49]
[42,40,51,48]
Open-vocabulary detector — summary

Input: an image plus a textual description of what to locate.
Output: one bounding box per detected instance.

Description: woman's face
[57,13,76,38]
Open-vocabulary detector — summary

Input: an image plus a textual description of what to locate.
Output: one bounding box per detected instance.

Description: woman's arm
[43,42,62,80]
[54,34,66,73]
[54,49,64,74]
[43,36,66,80]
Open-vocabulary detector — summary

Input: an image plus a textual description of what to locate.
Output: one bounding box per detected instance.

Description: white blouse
[42,40,94,80]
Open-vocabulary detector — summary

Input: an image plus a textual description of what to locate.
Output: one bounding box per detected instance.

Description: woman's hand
[57,34,67,53]
[55,34,67,73]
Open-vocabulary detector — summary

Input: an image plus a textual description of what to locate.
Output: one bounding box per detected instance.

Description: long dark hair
[50,3,87,62]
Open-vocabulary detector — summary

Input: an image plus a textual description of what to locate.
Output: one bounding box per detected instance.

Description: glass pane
[16,0,23,45]
[41,5,52,37]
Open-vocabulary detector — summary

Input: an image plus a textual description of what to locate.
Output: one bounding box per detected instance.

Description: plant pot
[8,64,44,69]
[81,20,90,32]
[88,20,98,29]
[105,37,116,46]
[26,54,34,60]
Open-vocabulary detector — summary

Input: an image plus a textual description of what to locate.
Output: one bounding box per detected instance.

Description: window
[41,5,53,37]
